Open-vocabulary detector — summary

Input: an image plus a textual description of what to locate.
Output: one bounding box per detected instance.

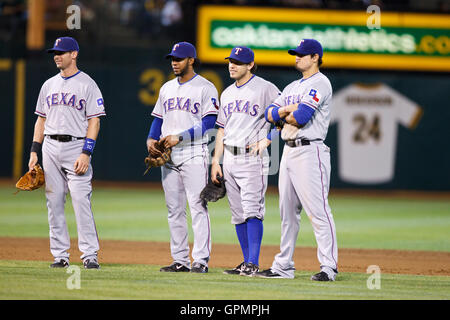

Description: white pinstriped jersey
[273,72,332,141]
[35,71,106,137]
[152,74,219,146]
[217,75,280,147]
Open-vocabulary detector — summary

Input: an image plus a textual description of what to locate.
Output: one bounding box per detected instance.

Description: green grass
[0,260,449,300]
[1,185,449,300]
[1,186,449,251]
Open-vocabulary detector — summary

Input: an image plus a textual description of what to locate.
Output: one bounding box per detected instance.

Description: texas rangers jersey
[273,72,332,141]
[217,75,280,147]
[151,74,219,147]
[35,71,106,137]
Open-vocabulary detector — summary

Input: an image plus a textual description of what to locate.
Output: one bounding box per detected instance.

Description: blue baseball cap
[47,37,79,53]
[165,42,197,59]
[288,39,323,58]
[225,46,254,64]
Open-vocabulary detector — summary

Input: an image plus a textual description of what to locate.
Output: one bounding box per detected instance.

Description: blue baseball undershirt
[292,103,315,126]
[264,104,277,122]
[264,103,315,127]
[148,117,162,140]
[147,115,217,141]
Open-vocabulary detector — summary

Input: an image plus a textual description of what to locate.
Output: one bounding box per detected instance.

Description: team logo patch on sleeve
[211,98,219,110]
[97,98,104,106]
[308,89,320,103]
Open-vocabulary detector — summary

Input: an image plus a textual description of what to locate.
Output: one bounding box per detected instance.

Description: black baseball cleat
[223,261,246,275]
[160,262,190,272]
[83,258,100,269]
[311,271,333,281]
[240,262,259,276]
[253,268,284,278]
[191,262,208,273]
[50,259,69,268]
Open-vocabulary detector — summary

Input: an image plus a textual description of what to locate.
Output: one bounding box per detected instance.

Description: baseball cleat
[223,261,246,275]
[240,262,259,276]
[160,262,190,272]
[50,259,69,268]
[83,258,100,269]
[311,271,333,281]
[252,268,284,278]
[190,262,208,273]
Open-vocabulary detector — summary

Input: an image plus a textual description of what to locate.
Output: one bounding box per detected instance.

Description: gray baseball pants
[42,136,99,262]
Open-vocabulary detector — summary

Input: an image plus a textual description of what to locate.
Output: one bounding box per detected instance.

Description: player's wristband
[30,141,42,153]
[82,138,96,156]
[271,107,281,122]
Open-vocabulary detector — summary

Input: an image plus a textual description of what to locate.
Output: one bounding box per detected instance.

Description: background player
[147,42,219,273]
[254,39,338,281]
[211,46,280,276]
[28,37,106,269]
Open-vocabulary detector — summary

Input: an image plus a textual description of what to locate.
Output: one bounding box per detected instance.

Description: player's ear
[71,51,78,60]
[248,61,255,71]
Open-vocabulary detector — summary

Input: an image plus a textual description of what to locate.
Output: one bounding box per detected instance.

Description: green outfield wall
[2,52,449,190]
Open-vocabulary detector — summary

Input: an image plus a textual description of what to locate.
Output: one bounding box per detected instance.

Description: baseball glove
[275,119,285,131]
[200,176,226,206]
[15,164,45,192]
[143,141,172,175]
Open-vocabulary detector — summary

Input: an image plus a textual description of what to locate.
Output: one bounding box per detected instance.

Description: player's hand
[161,135,180,149]
[211,161,223,185]
[74,153,90,175]
[285,113,303,128]
[283,103,299,113]
[28,153,38,172]
[249,138,271,156]
[147,138,163,157]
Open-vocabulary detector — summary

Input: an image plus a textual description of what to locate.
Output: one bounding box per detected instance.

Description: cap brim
[166,53,193,59]
[225,56,252,64]
[47,48,74,53]
[288,49,299,55]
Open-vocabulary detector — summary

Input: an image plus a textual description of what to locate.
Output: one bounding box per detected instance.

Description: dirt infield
[1,237,449,276]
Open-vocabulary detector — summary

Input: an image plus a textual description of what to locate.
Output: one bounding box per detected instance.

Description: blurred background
[1,0,449,191]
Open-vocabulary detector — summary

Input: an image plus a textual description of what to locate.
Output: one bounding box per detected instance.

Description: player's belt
[47,135,85,142]
[225,145,250,156]
[285,139,321,147]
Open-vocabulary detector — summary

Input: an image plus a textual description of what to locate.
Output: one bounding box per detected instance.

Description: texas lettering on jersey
[283,94,301,105]
[222,100,259,119]
[162,96,200,115]
[45,92,87,111]
[283,88,321,106]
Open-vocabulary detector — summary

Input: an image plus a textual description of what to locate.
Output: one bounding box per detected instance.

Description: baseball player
[211,46,280,276]
[147,42,219,273]
[28,37,105,269]
[254,39,338,281]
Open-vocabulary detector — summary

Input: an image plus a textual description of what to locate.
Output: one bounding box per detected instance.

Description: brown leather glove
[143,141,172,175]
[15,164,45,192]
